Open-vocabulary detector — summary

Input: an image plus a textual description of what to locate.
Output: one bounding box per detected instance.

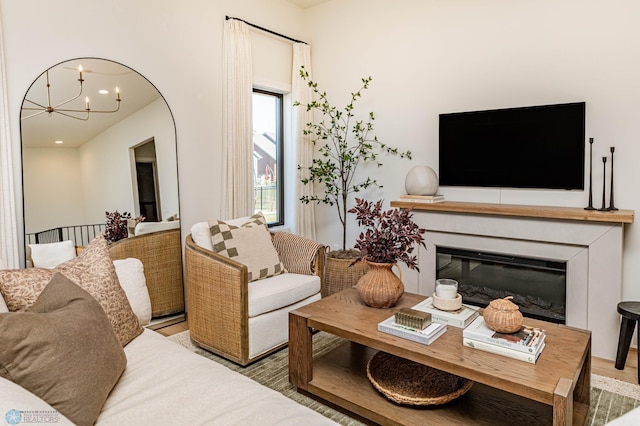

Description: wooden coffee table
[289,288,591,426]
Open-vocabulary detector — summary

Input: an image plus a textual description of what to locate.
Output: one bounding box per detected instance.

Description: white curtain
[0,8,20,269]
[222,19,254,219]
[292,43,316,240]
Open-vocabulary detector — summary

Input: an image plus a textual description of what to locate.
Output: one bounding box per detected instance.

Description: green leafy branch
[295,66,412,250]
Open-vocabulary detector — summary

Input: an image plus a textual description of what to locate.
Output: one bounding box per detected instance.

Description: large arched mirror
[21,58,184,318]
[21,58,179,248]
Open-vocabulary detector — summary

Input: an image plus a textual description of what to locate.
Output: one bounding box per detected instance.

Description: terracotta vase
[356,260,404,308]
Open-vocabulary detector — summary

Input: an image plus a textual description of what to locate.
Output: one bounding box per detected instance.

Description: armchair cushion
[248,273,321,317]
[134,220,180,236]
[208,213,285,282]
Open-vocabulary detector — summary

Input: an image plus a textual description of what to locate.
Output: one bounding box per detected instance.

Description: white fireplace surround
[400,207,626,360]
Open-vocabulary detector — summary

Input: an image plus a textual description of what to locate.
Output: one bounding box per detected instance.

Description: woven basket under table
[366,351,473,406]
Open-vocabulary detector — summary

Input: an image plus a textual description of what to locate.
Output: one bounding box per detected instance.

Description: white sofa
[0,237,335,425]
[0,327,336,425]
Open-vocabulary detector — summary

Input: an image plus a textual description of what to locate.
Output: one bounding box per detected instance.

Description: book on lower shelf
[399,194,445,203]
[463,337,545,364]
[411,297,480,328]
[462,316,546,354]
[378,316,447,345]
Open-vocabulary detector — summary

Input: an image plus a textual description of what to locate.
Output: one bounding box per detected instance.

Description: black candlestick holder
[598,156,609,211]
[585,138,595,210]
[608,146,618,211]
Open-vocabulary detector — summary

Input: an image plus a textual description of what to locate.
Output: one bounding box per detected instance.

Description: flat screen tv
[439,102,586,190]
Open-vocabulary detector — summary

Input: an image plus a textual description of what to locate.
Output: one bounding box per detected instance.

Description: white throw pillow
[190,222,214,251]
[191,217,251,252]
[113,258,152,326]
[0,294,7,313]
[29,240,76,268]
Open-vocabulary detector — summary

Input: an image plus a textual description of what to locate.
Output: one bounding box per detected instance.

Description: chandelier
[21,65,121,121]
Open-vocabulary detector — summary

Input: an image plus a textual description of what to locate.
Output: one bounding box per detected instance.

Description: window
[252,89,284,226]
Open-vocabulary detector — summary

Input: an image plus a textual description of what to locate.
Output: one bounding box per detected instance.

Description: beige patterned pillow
[0,234,142,346]
[208,212,286,281]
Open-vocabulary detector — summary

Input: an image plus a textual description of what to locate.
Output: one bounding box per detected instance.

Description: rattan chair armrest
[312,245,326,288]
[185,234,247,272]
[108,228,184,317]
[184,235,249,300]
[185,235,250,361]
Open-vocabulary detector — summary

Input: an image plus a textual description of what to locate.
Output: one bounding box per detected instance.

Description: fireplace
[436,247,566,323]
[392,201,631,360]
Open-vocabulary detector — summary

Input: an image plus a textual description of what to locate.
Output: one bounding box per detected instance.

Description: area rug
[167,330,640,425]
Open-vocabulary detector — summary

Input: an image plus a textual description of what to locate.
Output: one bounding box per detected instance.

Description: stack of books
[462,316,546,364]
[398,194,445,204]
[411,297,480,328]
[378,315,447,345]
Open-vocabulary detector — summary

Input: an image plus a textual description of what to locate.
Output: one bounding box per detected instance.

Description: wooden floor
[592,347,638,385]
[152,319,639,386]
[152,318,189,337]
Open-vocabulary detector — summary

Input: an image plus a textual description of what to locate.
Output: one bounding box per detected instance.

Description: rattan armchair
[109,228,184,317]
[185,232,325,366]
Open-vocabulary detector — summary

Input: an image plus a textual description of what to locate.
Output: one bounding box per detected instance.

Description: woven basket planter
[323,252,368,297]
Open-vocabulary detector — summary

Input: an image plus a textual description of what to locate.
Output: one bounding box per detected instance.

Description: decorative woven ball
[483,296,524,333]
[404,165,439,196]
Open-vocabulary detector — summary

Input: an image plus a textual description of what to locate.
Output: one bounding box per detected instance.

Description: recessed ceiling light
[54,140,63,144]
[99,89,109,95]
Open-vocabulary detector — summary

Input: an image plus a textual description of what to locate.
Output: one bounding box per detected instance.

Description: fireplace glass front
[436,247,566,324]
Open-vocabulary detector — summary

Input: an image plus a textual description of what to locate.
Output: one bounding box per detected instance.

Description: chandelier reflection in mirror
[21,65,121,121]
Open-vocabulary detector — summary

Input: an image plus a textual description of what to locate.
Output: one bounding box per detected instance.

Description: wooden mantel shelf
[390,200,634,224]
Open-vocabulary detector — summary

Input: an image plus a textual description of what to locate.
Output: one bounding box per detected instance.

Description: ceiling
[21,58,161,148]
[286,0,332,9]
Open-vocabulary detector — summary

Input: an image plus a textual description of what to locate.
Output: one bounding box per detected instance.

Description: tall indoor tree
[295,66,412,252]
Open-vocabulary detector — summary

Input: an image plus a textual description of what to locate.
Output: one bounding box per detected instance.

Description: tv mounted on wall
[439,102,586,190]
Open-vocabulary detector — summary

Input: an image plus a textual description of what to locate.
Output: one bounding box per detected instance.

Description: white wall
[24,97,176,235]
[0,0,306,264]
[4,0,640,307]
[303,0,640,301]
[22,148,84,233]
[79,98,177,224]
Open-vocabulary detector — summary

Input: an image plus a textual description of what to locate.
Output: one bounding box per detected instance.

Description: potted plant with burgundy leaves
[348,198,426,308]
[104,211,144,244]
